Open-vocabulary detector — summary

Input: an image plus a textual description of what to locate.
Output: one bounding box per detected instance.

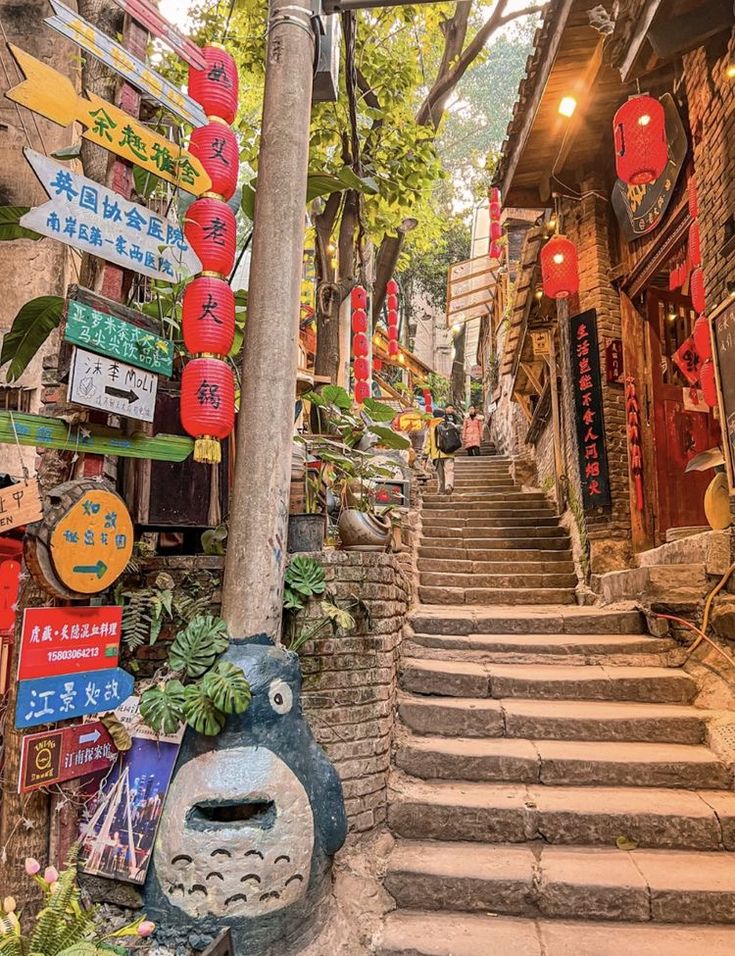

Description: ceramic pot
[287,513,326,553]
[337,509,392,551]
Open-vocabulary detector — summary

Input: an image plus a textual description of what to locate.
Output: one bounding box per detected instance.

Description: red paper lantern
[353,357,370,380]
[386,294,398,311]
[689,221,702,268]
[188,46,239,124]
[181,357,235,462]
[388,326,398,342]
[490,187,501,204]
[189,123,239,200]
[373,357,383,373]
[691,267,706,313]
[489,241,502,260]
[422,388,433,414]
[388,340,399,357]
[387,309,399,328]
[351,308,367,334]
[700,358,718,408]
[540,235,579,300]
[490,221,502,242]
[688,177,698,219]
[694,313,712,361]
[489,201,501,220]
[613,94,668,185]
[354,381,370,404]
[182,275,235,354]
[351,286,367,309]
[386,279,398,295]
[184,197,236,275]
[352,332,369,357]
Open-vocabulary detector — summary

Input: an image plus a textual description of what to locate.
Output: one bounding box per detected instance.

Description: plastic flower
[24,858,40,876]
[137,921,155,937]
[43,866,59,884]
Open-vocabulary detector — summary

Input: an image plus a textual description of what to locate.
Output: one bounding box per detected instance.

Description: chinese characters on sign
[569,309,612,511]
[605,339,624,384]
[69,347,158,423]
[109,0,207,69]
[19,606,122,681]
[16,667,134,729]
[0,479,42,533]
[20,150,202,282]
[672,336,700,386]
[19,722,117,793]
[65,300,174,377]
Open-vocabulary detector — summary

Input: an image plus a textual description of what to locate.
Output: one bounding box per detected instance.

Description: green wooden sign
[0,412,192,462]
[65,300,174,377]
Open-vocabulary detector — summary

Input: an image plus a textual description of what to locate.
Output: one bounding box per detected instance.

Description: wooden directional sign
[45,0,208,129]
[70,347,158,423]
[16,667,134,729]
[66,301,173,377]
[20,150,201,283]
[110,0,207,70]
[19,721,118,793]
[0,479,42,533]
[0,412,194,462]
[19,606,122,681]
[7,46,211,195]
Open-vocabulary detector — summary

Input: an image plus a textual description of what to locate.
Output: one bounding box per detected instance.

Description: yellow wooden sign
[49,487,133,594]
[7,45,211,197]
[530,330,550,357]
[0,479,43,533]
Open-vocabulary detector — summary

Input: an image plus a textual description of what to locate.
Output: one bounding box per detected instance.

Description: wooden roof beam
[619,0,662,81]
[551,37,606,189]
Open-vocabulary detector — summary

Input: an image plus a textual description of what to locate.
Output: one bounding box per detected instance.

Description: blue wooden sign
[16,667,134,729]
[21,149,201,283]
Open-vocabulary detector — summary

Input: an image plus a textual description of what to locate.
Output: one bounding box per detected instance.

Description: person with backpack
[424,407,461,494]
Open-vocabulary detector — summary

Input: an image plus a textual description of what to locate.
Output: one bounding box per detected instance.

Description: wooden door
[647,288,720,542]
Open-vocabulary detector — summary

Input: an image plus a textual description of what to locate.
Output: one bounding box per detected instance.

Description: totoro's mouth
[188,798,276,830]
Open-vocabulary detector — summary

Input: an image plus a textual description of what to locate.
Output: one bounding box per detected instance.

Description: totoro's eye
[268,679,293,715]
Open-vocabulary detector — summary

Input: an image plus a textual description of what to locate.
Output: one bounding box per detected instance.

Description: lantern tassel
[193,436,222,464]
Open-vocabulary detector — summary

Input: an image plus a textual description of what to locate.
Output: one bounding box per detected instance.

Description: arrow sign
[45,0,208,129]
[72,561,108,579]
[79,728,102,744]
[69,347,158,422]
[105,386,139,403]
[110,0,207,70]
[20,150,201,283]
[7,45,211,195]
[19,721,117,792]
[16,667,134,729]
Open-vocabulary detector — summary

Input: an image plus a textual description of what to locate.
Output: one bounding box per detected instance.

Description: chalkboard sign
[710,299,735,492]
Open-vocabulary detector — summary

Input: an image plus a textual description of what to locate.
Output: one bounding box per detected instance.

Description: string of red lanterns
[181,44,239,464]
[386,278,400,358]
[351,285,370,404]
[488,187,502,260]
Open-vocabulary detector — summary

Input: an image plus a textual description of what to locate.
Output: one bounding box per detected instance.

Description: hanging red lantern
[694,313,712,361]
[180,358,235,462]
[613,94,668,185]
[490,187,501,205]
[489,241,502,260]
[540,235,579,300]
[185,198,236,275]
[688,221,702,268]
[489,201,501,220]
[700,358,718,408]
[182,275,235,354]
[354,381,370,404]
[691,267,706,313]
[388,326,398,342]
[688,177,698,219]
[351,308,367,334]
[351,286,367,309]
[353,357,370,380]
[490,221,502,242]
[352,332,369,357]
[386,294,398,311]
[386,279,398,296]
[189,123,239,200]
[373,357,383,373]
[388,340,399,357]
[387,309,398,328]
[422,388,433,414]
[188,46,239,124]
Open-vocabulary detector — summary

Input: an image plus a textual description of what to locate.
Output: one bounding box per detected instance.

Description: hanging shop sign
[605,339,624,384]
[20,150,202,283]
[0,479,42,533]
[0,411,192,462]
[110,0,207,69]
[569,309,612,511]
[7,47,210,195]
[530,330,549,358]
[66,300,174,377]
[16,666,134,729]
[69,347,158,423]
[19,606,122,681]
[19,721,117,794]
[45,0,207,129]
[611,94,688,242]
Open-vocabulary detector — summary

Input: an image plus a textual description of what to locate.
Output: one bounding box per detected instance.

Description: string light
[558,96,577,118]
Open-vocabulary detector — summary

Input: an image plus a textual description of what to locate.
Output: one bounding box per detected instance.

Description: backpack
[436,421,461,454]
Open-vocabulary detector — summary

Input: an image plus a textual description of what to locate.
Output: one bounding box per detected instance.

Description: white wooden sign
[69,347,158,423]
[21,149,201,283]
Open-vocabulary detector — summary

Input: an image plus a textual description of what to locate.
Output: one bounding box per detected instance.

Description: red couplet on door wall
[18,605,122,681]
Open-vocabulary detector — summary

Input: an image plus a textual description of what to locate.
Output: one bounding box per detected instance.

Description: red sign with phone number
[18,606,122,681]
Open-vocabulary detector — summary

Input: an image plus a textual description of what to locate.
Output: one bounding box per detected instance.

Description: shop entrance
[647,287,720,542]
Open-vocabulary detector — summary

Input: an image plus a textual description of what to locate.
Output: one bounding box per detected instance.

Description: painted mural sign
[110,0,207,69]
[21,150,202,283]
[568,309,612,511]
[45,0,208,129]
[69,347,158,423]
[19,606,122,681]
[19,721,117,793]
[65,300,174,377]
[16,667,134,729]
[0,479,42,532]
[7,46,210,195]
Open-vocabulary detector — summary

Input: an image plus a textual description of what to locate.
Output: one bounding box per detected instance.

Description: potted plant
[287,457,328,553]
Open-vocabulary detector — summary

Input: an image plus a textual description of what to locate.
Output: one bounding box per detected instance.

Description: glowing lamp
[540,235,579,300]
[613,94,668,185]
[558,96,577,117]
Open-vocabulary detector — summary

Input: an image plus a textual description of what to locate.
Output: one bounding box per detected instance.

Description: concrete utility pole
[222,0,314,640]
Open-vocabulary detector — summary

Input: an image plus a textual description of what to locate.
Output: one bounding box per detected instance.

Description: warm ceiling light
[637,113,651,126]
[553,252,565,265]
[727,64,735,79]
[558,96,577,117]
[535,289,543,300]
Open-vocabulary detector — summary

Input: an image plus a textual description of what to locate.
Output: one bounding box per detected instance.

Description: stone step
[387,778,735,849]
[418,572,578,589]
[400,659,697,703]
[422,500,554,512]
[383,843,735,923]
[422,492,548,503]
[408,632,670,656]
[397,695,708,743]
[417,558,576,575]
[420,536,572,551]
[419,525,566,539]
[418,586,577,606]
[421,515,560,529]
[376,911,735,956]
[417,545,574,562]
[409,606,644,635]
[395,734,731,789]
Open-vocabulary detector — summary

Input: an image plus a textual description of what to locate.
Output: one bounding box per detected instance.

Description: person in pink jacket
[462,406,483,456]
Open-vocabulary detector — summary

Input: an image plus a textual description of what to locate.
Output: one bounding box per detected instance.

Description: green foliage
[0,206,41,242]
[183,683,226,735]
[168,615,229,677]
[0,295,64,382]
[400,215,471,315]
[118,568,218,651]
[201,661,252,715]
[201,524,228,555]
[284,556,327,612]
[139,679,187,736]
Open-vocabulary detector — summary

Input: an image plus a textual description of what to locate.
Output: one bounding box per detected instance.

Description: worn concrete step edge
[418,586,578,607]
[408,607,644,635]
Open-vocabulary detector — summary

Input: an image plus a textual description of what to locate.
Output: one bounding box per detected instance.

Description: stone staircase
[376,454,735,955]
[418,455,577,606]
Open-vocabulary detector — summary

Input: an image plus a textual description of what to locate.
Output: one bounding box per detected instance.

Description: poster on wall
[568,309,612,511]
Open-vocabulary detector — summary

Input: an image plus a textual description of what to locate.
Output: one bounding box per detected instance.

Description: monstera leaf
[183,684,225,735]
[201,661,252,715]
[139,680,186,735]
[284,556,326,598]
[168,615,229,677]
